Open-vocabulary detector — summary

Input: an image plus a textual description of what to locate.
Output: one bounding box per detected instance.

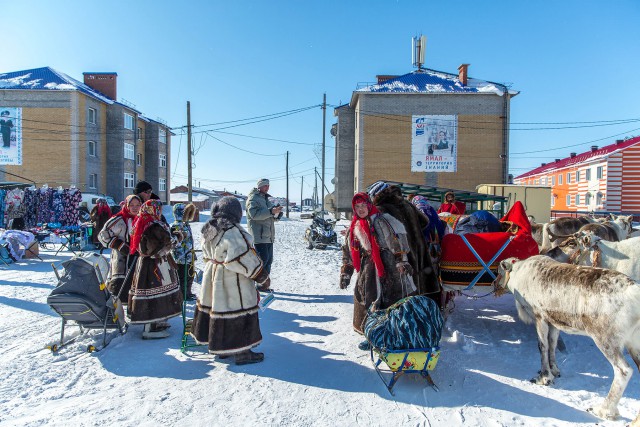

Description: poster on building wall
[0,107,22,165]
[411,114,457,172]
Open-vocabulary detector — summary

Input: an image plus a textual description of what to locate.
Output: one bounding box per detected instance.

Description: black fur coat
[373,186,441,304]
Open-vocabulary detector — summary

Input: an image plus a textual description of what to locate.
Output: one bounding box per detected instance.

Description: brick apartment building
[0,67,171,203]
[332,65,518,214]
[514,136,640,214]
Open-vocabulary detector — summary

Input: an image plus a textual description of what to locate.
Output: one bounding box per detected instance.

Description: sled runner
[370,347,441,395]
[47,253,127,353]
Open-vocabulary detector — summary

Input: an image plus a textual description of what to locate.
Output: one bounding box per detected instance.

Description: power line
[204,131,284,157]
[171,104,321,130]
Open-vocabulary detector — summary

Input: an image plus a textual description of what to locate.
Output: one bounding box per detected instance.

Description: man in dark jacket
[246,179,283,290]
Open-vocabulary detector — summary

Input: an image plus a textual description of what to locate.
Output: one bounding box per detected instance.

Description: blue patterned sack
[364,295,444,351]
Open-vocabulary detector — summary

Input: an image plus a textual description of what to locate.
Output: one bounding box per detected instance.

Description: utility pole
[300,176,304,212]
[321,93,326,217]
[187,101,193,203]
[285,151,289,218]
[314,167,318,209]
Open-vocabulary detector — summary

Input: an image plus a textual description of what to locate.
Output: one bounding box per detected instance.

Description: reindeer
[494,255,640,425]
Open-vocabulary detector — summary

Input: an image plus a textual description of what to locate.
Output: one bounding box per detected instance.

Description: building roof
[355,68,516,97]
[0,66,115,104]
[170,192,210,202]
[515,135,640,179]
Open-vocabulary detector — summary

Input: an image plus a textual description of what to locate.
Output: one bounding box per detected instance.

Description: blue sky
[3,0,639,199]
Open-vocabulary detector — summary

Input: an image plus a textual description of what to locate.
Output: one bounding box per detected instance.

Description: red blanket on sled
[440,201,539,290]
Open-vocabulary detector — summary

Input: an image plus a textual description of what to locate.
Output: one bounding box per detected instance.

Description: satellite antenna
[412,35,427,69]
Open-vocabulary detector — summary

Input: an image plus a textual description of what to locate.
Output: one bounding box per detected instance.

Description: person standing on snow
[98,194,142,305]
[340,192,415,350]
[128,200,183,339]
[90,197,112,248]
[170,203,197,301]
[191,197,269,364]
[246,178,283,291]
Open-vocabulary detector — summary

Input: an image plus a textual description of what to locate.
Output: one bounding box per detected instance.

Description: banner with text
[0,107,22,165]
[411,115,457,172]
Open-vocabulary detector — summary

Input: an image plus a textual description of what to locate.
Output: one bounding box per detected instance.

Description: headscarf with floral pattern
[129,200,167,255]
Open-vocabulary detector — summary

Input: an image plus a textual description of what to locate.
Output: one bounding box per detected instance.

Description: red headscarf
[96,198,112,217]
[349,192,385,277]
[129,200,165,255]
[113,195,141,221]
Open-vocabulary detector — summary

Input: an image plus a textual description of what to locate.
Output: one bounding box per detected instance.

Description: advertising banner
[411,115,457,172]
[0,107,22,165]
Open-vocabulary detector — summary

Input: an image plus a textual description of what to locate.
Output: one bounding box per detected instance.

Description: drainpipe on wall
[501,85,510,184]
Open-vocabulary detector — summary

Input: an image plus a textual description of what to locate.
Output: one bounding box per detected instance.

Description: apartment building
[333,65,518,214]
[513,136,640,213]
[0,67,171,203]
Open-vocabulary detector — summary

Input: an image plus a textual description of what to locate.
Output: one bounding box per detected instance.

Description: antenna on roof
[412,35,427,70]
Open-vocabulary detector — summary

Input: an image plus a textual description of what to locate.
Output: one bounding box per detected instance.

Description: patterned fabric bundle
[364,295,444,351]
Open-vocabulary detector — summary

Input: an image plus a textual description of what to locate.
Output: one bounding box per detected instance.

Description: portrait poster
[0,107,22,165]
[411,114,457,172]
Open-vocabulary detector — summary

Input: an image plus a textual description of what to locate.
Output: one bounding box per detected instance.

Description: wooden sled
[370,346,440,395]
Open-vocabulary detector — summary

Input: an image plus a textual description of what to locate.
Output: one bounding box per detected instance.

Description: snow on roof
[515,135,640,179]
[355,69,513,96]
[170,192,210,202]
[0,67,115,104]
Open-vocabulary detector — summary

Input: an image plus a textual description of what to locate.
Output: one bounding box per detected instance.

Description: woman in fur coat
[191,197,270,365]
[98,195,142,304]
[340,192,415,350]
[128,200,183,339]
[90,198,112,247]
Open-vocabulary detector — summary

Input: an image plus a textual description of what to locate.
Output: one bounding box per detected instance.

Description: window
[124,113,134,130]
[124,143,135,160]
[159,153,167,167]
[597,166,603,179]
[585,168,591,180]
[89,173,97,189]
[159,178,166,192]
[88,107,96,124]
[137,153,142,166]
[137,127,143,141]
[88,140,96,157]
[585,192,591,206]
[551,194,555,207]
[566,195,571,206]
[558,174,563,185]
[551,176,555,186]
[575,194,580,205]
[566,172,571,184]
[596,192,603,205]
[124,173,134,189]
[576,170,581,182]
[159,129,167,144]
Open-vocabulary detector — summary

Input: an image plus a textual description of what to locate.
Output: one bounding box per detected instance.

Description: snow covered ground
[1,213,639,426]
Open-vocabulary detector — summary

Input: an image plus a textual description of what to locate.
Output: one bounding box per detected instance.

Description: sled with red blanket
[439,201,539,293]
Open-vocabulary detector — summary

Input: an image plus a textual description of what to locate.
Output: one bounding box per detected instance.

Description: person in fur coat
[372,185,441,306]
[128,200,183,339]
[170,203,197,301]
[191,197,270,365]
[340,192,416,350]
[90,198,112,247]
[98,195,142,304]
